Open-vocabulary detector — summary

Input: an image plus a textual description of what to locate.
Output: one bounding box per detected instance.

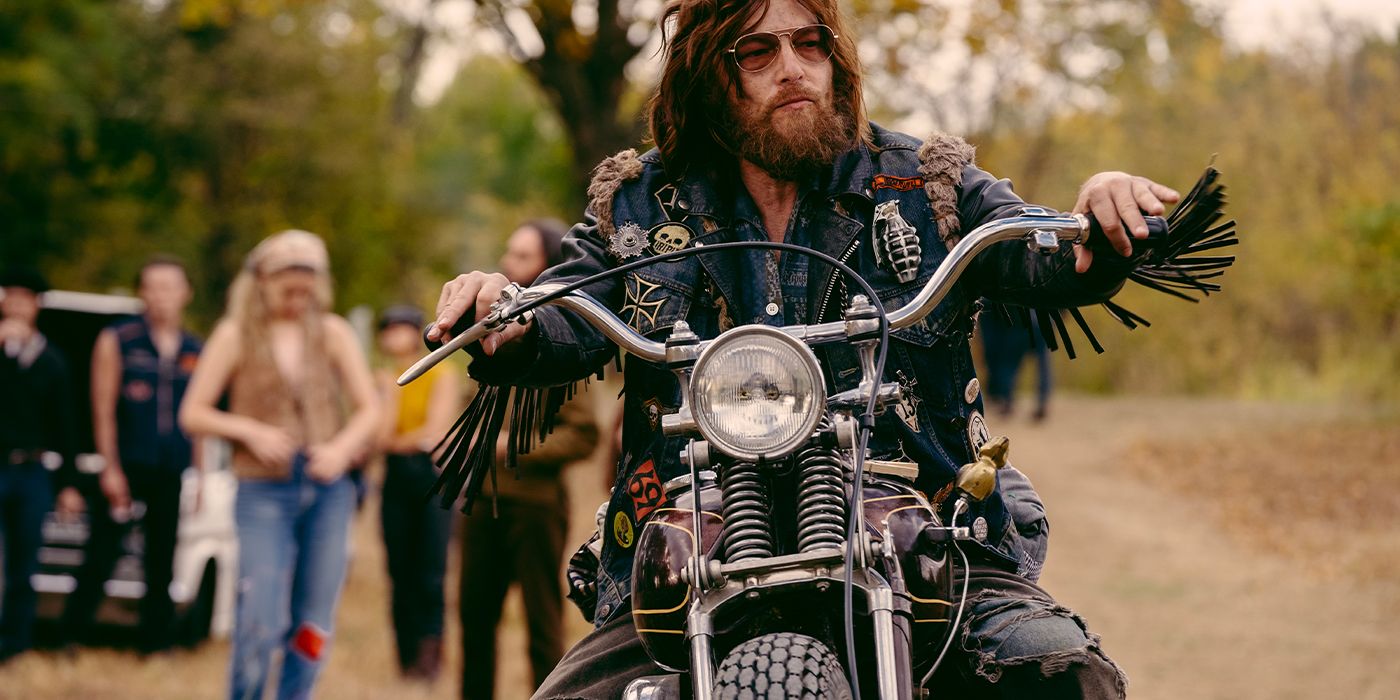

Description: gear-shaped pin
[609,222,648,259]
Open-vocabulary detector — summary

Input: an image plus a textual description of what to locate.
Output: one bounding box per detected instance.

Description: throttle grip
[1082,213,1169,258]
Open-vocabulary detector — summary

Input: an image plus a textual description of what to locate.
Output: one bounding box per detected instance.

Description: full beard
[725,88,855,182]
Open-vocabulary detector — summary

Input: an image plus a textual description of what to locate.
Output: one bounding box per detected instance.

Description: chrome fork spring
[795,445,848,552]
[720,462,775,563]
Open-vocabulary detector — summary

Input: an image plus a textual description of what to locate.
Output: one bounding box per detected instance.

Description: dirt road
[2,396,1395,699]
[1014,397,1398,700]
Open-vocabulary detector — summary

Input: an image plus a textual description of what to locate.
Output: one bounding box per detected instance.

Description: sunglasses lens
[735,34,782,72]
[791,25,834,63]
[732,25,836,72]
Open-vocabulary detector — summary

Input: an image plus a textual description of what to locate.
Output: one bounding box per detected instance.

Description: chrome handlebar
[398,211,1088,386]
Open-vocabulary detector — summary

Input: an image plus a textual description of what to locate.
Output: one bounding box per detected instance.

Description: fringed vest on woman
[227,322,345,480]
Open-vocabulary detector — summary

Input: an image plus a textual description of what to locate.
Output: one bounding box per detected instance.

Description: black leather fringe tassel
[428,378,590,515]
[993,166,1237,359]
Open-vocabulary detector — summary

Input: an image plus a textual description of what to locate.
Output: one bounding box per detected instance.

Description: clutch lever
[396,283,530,386]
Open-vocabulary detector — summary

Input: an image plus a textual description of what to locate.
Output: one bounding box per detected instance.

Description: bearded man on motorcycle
[432,0,1183,697]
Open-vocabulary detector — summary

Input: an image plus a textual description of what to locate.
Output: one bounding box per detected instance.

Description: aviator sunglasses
[728,24,839,73]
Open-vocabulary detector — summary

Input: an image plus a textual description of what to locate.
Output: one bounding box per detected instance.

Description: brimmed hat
[248,229,329,275]
[378,304,425,331]
[0,265,50,294]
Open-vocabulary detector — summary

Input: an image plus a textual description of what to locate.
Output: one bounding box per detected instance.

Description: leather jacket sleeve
[958,164,1136,309]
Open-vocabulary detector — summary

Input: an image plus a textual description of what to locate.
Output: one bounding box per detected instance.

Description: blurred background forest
[3,0,1397,403]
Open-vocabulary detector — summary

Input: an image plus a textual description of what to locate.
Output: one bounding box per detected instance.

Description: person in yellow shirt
[375,304,461,681]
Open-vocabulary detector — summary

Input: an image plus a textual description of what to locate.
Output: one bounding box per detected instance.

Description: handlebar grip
[1083,214,1169,258]
[422,323,443,351]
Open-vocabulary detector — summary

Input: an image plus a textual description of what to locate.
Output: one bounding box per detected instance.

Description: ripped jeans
[229,456,354,700]
[927,563,1127,699]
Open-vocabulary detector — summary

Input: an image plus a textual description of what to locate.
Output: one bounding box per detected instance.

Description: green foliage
[970,12,1400,402]
[1,0,573,328]
[3,0,1395,401]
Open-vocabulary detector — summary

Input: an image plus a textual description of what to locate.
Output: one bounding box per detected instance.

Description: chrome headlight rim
[688,325,825,462]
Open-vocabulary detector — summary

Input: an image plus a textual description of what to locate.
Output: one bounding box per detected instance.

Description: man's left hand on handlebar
[1071,171,1180,273]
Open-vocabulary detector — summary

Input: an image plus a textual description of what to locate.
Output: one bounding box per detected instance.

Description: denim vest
[112,318,202,470]
[471,125,1134,625]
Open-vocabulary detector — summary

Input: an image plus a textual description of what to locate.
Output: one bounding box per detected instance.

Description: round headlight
[690,326,825,461]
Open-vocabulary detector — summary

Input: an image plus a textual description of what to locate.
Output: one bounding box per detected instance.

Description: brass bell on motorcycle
[955,435,1011,503]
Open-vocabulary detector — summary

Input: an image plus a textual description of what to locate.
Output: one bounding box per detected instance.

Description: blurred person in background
[0,266,76,664]
[458,220,600,699]
[979,307,1053,421]
[59,256,203,654]
[374,303,460,682]
[179,230,379,699]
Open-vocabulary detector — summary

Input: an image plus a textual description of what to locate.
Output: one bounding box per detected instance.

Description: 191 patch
[625,459,667,523]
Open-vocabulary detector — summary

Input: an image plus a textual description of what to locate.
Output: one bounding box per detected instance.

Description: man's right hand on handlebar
[430,271,531,355]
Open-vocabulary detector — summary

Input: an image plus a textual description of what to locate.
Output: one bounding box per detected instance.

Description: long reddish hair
[646,0,870,177]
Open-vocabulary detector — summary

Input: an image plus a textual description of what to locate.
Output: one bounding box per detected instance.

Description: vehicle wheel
[713,632,853,700]
[180,561,217,646]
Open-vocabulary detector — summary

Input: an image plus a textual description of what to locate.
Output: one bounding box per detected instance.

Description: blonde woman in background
[180,230,379,699]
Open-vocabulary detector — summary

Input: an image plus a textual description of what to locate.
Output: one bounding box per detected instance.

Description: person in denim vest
[180,231,380,699]
[60,256,203,653]
[429,1,1181,697]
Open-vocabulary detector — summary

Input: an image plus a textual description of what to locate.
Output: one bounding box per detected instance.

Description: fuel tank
[631,471,725,671]
[860,476,954,654]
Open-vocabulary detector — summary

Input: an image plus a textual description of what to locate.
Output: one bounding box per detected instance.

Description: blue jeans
[229,456,354,700]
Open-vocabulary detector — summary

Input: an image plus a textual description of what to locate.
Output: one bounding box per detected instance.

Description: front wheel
[713,632,853,700]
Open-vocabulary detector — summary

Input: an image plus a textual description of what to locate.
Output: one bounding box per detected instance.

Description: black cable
[476,240,885,340]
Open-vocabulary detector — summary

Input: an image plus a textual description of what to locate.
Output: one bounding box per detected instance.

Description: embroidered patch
[609,221,648,259]
[654,183,681,218]
[967,410,990,452]
[894,370,922,433]
[872,200,923,284]
[711,280,735,333]
[613,511,635,548]
[625,458,667,523]
[931,481,955,507]
[124,379,153,403]
[641,397,663,430]
[872,174,926,192]
[648,222,692,255]
[621,275,667,330]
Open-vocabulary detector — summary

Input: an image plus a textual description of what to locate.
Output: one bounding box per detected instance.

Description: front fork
[682,556,914,700]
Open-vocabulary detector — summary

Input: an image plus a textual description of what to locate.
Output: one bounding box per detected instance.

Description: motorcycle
[400,169,1234,699]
